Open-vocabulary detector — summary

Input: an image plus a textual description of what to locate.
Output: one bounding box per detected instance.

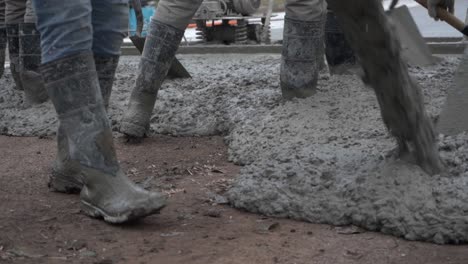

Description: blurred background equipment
[193,0,271,44]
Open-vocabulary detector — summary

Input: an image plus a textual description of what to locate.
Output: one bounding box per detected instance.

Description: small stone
[203,208,221,218]
[67,240,87,251]
[255,222,280,234]
[80,250,97,258]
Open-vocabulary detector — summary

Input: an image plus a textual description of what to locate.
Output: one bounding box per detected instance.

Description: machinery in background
[193,0,271,44]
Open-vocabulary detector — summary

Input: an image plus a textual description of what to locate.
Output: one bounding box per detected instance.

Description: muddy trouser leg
[32,0,167,223]
[18,0,48,105]
[280,0,327,100]
[0,0,5,79]
[119,0,203,138]
[5,0,25,90]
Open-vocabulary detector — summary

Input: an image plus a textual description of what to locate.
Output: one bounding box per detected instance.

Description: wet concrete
[0,54,465,243]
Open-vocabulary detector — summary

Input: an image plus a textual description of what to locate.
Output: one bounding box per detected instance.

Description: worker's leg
[281,0,327,99]
[5,0,26,90]
[120,0,203,138]
[0,0,6,79]
[91,0,127,108]
[154,0,203,30]
[19,0,48,104]
[32,0,166,223]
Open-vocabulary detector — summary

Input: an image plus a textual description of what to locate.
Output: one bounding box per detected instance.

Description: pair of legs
[119,0,327,138]
[32,0,166,223]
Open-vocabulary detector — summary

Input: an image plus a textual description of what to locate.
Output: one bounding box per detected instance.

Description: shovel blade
[129,36,191,79]
[386,5,436,66]
[437,47,468,135]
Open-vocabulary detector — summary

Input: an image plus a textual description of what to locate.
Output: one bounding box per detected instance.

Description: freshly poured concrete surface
[1,54,467,243]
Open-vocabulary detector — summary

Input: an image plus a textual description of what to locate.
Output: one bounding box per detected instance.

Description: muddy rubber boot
[6,24,23,90]
[48,55,120,193]
[42,52,167,223]
[19,23,49,105]
[324,10,355,68]
[0,27,6,79]
[48,125,84,194]
[95,55,120,109]
[280,16,326,100]
[120,20,184,138]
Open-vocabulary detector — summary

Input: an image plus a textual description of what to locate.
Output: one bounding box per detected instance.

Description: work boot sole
[80,199,166,224]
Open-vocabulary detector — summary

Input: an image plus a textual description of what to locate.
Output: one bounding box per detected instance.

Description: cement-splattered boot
[95,55,119,109]
[42,52,167,223]
[48,55,120,194]
[0,27,6,79]
[6,24,23,90]
[120,19,184,138]
[19,23,49,105]
[280,16,326,100]
[48,124,83,194]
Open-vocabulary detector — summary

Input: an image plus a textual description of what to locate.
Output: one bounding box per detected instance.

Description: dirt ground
[1,135,468,264]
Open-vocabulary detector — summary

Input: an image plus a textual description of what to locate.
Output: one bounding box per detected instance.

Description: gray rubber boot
[120,19,184,138]
[280,16,326,100]
[48,124,84,194]
[95,55,119,109]
[6,24,23,90]
[0,27,6,79]
[41,52,167,223]
[19,23,49,105]
[48,55,119,194]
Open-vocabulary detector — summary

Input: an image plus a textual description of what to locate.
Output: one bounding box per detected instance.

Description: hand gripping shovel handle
[414,0,468,37]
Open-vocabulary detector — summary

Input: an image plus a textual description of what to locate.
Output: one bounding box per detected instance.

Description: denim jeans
[31,0,128,63]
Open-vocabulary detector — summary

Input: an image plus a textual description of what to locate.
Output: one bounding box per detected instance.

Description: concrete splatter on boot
[120,19,184,138]
[48,55,119,194]
[42,52,167,223]
[48,125,83,194]
[95,55,119,109]
[280,16,326,100]
[6,24,23,90]
[19,23,49,105]
[0,27,6,79]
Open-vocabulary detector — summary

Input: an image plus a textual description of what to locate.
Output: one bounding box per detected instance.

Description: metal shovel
[386,5,437,66]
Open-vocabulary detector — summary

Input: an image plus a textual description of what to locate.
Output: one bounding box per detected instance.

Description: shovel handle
[414,0,468,36]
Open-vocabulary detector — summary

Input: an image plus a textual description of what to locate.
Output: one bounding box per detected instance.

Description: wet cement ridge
[0,54,466,244]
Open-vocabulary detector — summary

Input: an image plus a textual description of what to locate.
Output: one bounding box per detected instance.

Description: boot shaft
[0,27,7,50]
[137,19,184,94]
[41,52,119,174]
[6,24,23,90]
[282,16,326,63]
[0,28,6,78]
[280,16,326,99]
[94,55,119,108]
[119,20,185,138]
[19,23,42,71]
[6,24,20,55]
[41,52,102,114]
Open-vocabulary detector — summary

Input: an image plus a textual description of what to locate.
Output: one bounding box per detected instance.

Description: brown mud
[2,135,468,263]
